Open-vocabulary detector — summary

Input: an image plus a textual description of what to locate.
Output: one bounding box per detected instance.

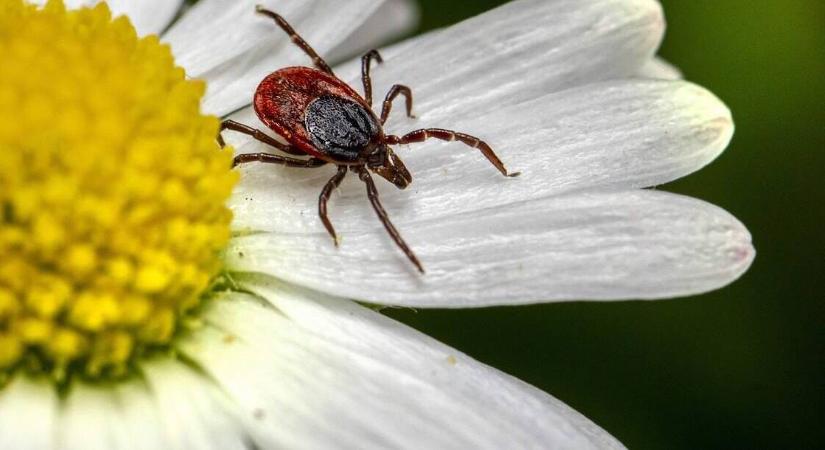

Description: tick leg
[355,167,425,274]
[318,166,348,246]
[218,119,305,156]
[233,153,327,169]
[256,6,334,75]
[361,50,383,106]
[380,85,415,125]
[387,129,520,177]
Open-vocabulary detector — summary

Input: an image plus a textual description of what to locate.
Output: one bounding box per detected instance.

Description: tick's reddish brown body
[218,7,518,273]
[254,67,381,162]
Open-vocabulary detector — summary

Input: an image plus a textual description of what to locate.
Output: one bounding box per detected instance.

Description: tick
[219,6,519,273]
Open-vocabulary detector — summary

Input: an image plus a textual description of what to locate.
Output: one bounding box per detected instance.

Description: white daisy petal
[49,364,240,450]
[27,0,183,36]
[111,382,168,449]
[327,0,420,63]
[58,386,115,450]
[56,380,170,450]
[227,190,753,306]
[179,286,625,449]
[164,0,390,116]
[229,79,733,234]
[58,384,128,450]
[140,360,248,450]
[638,56,683,80]
[333,0,665,122]
[0,377,58,450]
[110,0,184,37]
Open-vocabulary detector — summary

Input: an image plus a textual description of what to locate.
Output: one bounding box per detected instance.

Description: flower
[0,0,754,449]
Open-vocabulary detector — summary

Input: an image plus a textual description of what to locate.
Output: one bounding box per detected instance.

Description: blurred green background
[384,1,825,449]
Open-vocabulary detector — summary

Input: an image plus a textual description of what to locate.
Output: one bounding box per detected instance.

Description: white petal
[28,0,183,36]
[638,56,683,79]
[140,359,249,450]
[229,80,733,234]
[227,190,754,306]
[179,286,625,449]
[58,384,117,450]
[55,379,179,450]
[110,382,168,449]
[57,381,159,450]
[327,0,420,63]
[164,0,391,116]
[54,363,246,450]
[106,0,184,36]
[0,377,58,450]
[333,0,664,122]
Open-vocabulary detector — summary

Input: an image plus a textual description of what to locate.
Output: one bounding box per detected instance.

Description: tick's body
[255,67,382,164]
[220,7,517,273]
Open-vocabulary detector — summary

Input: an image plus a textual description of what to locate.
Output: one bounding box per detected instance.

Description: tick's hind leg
[355,167,425,274]
[222,122,324,167]
[218,119,304,156]
[256,6,334,75]
[232,153,327,169]
[380,85,415,125]
[319,166,348,246]
[387,128,520,177]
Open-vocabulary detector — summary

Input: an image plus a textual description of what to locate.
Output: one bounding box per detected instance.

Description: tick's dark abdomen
[305,95,379,162]
[253,66,376,162]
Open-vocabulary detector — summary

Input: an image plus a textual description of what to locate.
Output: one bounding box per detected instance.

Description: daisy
[0,0,754,449]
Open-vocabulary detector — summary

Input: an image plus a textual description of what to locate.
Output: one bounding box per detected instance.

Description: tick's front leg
[318,166,348,246]
[355,167,425,274]
[387,128,519,177]
[380,85,415,125]
[361,50,383,106]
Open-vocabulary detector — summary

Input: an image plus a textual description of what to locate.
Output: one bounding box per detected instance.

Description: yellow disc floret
[0,0,237,379]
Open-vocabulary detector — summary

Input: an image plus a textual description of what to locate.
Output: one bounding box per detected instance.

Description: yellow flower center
[0,0,236,380]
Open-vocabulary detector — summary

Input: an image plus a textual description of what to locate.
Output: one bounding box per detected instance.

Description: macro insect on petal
[219,6,519,273]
